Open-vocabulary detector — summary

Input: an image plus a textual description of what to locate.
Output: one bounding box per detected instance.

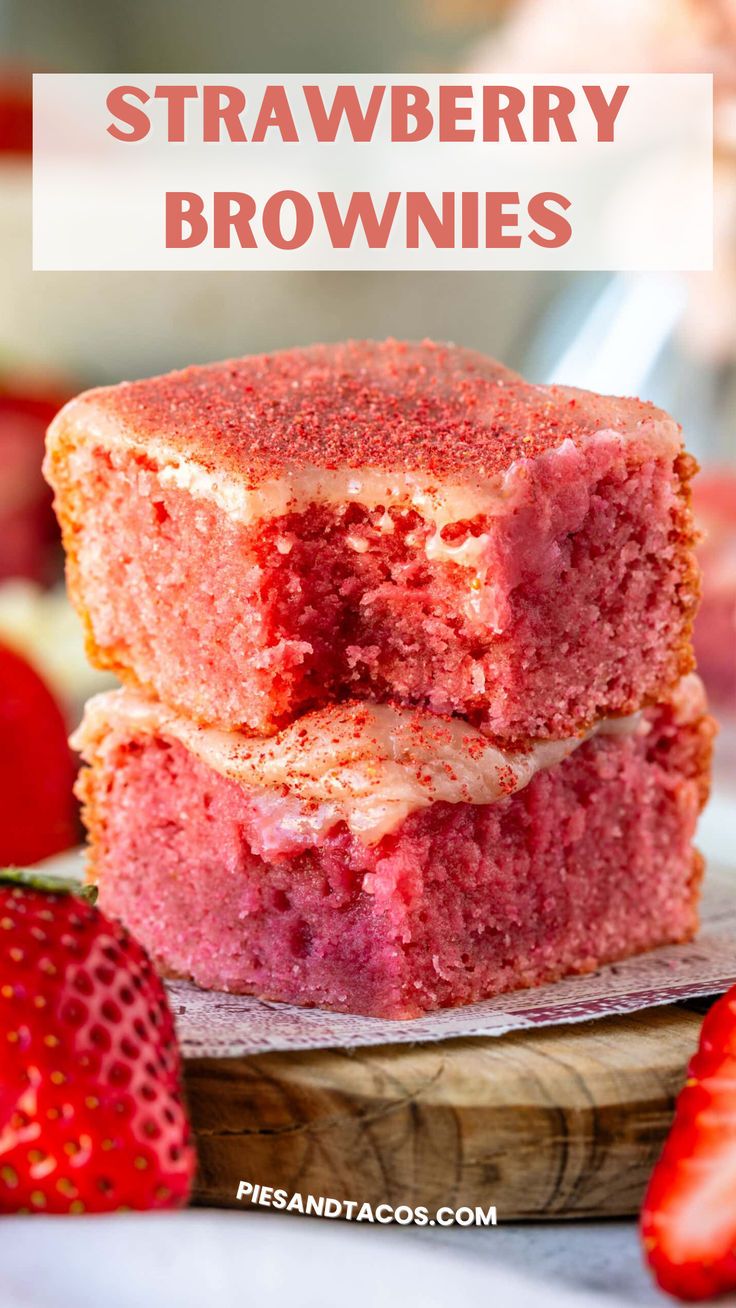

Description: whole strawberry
[642,987,736,1300]
[0,868,195,1213]
[0,642,77,867]
[0,381,69,584]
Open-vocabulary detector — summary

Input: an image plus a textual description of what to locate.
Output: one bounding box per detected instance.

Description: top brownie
[46,340,700,742]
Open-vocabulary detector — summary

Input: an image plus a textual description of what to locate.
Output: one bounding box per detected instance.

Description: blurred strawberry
[0,381,70,585]
[0,72,32,155]
[0,641,77,865]
[693,471,736,712]
[0,868,195,1213]
[642,987,736,1300]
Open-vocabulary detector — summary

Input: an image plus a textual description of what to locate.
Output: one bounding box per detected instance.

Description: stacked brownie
[45,340,714,1018]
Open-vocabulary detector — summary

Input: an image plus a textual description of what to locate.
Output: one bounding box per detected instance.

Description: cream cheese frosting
[52,411,683,574]
[72,680,704,848]
[57,413,518,566]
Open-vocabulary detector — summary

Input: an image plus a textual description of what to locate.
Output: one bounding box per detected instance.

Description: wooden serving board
[186,1002,704,1219]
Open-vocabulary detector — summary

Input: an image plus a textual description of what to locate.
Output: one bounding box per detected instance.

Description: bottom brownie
[75,684,714,1019]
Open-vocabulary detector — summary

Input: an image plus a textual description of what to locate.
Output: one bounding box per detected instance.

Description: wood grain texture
[185,1005,701,1219]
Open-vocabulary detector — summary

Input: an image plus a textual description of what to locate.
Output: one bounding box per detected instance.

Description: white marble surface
[0,1212,670,1308]
[422,1220,669,1305]
[9,1212,736,1308]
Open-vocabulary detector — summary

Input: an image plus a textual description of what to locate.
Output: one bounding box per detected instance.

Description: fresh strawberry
[0,382,69,584]
[642,988,736,1300]
[0,641,77,866]
[0,139,68,575]
[0,73,32,155]
[0,868,195,1213]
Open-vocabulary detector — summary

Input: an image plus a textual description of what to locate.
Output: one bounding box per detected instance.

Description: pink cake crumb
[77,695,714,1019]
[46,341,699,744]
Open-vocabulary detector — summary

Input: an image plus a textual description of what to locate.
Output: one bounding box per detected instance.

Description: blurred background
[0,0,733,866]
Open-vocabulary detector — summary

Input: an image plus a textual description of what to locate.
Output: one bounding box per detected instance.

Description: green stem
[0,866,98,904]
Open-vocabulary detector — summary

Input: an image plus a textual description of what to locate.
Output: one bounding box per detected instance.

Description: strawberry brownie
[73,676,714,1019]
[45,340,699,744]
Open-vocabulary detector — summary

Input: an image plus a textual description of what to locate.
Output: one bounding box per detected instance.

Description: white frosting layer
[71,683,700,849]
[48,403,682,572]
[159,461,512,568]
[142,429,682,568]
[67,416,518,568]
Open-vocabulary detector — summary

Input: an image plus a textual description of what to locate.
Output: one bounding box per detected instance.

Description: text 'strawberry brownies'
[46,340,699,743]
[74,677,714,1019]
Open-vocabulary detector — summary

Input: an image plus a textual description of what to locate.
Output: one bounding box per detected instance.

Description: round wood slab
[185,1003,702,1219]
